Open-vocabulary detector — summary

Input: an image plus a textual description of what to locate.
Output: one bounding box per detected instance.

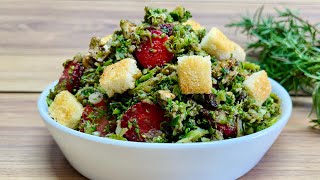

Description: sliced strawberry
[216,123,237,138]
[80,100,115,136]
[58,60,84,93]
[121,102,166,142]
[81,105,95,122]
[135,30,174,68]
[93,99,106,109]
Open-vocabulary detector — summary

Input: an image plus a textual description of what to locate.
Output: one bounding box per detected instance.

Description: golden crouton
[177,55,212,94]
[100,34,113,46]
[200,27,246,61]
[243,70,272,105]
[99,58,142,97]
[184,19,205,31]
[48,90,84,129]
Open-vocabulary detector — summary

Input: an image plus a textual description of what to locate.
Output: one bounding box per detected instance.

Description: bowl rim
[38,78,292,149]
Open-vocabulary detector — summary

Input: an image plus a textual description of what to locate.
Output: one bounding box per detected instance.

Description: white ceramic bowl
[38,78,292,180]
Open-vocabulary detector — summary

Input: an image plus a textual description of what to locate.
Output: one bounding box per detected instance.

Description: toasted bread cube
[48,90,84,129]
[184,19,205,31]
[100,58,142,97]
[243,70,272,105]
[100,34,112,46]
[200,27,246,61]
[177,55,212,94]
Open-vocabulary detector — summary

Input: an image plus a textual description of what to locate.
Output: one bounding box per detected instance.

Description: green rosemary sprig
[227,7,320,127]
[311,83,320,129]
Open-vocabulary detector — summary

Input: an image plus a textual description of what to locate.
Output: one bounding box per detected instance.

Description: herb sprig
[227,7,320,127]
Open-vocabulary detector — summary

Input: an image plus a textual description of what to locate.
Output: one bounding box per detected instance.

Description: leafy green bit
[115,119,128,138]
[165,99,202,135]
[241,61,260,72]
[106,133,128,141]
[196,28,207,41]
[212,59,238,84]
[144,7,172,26]
[132,67,178,100]
[169,6,192,23]
[107,33,134,62]
[135,67,160,85]
[144,6,192,26]
[106,93,137,121]
[46,97,53,107]
[84,121,97,134]
[132,119,140,135]
[165,24,205,55]
[112,108,121,115]
[236,118,244,137]
[80,64,104,87]
[87,106,107,120]
[177,127,208,143]
[241,93,281,134]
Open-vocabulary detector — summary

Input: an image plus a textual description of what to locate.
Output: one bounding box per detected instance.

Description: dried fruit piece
[58,61,84,93]
[216,123,237,138]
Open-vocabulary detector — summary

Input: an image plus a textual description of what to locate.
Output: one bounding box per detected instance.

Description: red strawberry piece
[81,105,94,122]
[216,123,237,138]
[81,100,115,136]
[58,60,84,93]
[121,102,166,142]
[81,99,107,122]
[94,99,107,108]
[135,30,174,68]
[95,118,110,136]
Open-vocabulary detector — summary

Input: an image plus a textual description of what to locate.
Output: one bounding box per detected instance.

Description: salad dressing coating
[47,6,281,143]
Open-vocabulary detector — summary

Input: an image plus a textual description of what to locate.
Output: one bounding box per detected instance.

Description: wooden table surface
[1,0,319,179]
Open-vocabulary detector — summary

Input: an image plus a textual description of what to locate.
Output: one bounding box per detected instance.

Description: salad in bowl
[46,6,281,143]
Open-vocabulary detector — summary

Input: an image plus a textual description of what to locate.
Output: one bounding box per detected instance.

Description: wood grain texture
[0,0,319,91]
[0,93,319,179]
